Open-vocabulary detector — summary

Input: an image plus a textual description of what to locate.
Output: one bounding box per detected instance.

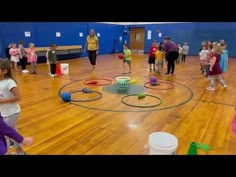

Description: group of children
[6,42,58,78]
[177,42,189,64]
[6,42,37,74]
[198,40,228,90]
[121,40,165,74]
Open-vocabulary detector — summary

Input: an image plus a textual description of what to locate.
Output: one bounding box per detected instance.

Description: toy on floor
[232,107,236,134]
[82,88,92,93]
[138,93,146,99]
[61,92,71,102]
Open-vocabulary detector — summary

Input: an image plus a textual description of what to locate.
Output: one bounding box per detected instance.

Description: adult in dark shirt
[163,36,179,75]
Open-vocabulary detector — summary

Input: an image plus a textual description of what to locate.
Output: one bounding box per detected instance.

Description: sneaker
[24,70,29,73]
[165,73,170,75]
[206,87,215,91]
[12,151,26,155]
[50,74,55,78]
[223,84,227,89]
[150,69,152,72]
[9,140,15,148]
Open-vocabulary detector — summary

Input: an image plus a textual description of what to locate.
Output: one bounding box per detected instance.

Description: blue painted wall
[127,22,236,57]
[1,22,236,58]
[0,22,124,58]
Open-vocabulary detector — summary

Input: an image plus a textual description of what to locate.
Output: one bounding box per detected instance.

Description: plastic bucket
[148,132,178,155]
[61,63,69,74]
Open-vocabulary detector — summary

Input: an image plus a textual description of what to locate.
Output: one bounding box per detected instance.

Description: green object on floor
[187,142,198,155]
[138,93,146,99]
[197,143,213,152]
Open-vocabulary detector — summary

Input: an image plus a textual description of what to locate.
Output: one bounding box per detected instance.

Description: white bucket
[148,132,178,155]
[61,63,69,75]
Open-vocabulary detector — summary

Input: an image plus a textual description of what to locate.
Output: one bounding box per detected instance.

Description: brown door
[129,28,145,50]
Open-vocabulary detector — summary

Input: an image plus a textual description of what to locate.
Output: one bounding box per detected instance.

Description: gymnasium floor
[13,54,236,155]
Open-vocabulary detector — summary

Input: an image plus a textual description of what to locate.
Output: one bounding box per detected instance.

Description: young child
[155,44,165,73]
[48,44,58,78]
[199,45,209,74]
[148,40,157,71]
[0,116,33,155]
[159,42,165,68]
[27,43,37,74]
[6,43,12,61]
[176,44,182,64]
[219,42,228,76]
[0,60,26,155]
[18,41,29,74]
[9,44,20,71]
[206,45,227,91]
[46,47,51,75]
[122,43,132,74]
[182,42,189,63]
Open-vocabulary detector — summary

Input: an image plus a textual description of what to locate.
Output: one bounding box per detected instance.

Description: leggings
[4,113,21,149]
[208,75,226,88]
[88,50,97,65]
[31,62,37,72]
[21,56,27,70]
[166,51,179,74]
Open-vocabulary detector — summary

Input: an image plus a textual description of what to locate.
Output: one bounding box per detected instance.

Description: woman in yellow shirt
[84,29,99,71]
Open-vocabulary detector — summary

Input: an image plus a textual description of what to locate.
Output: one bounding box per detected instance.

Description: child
[6,43,12,61]
[0,60,26,155]
[155,44,164,73]
[159,42,165,68]
[27,43,37,74]
[206,45,227,91]
[122,43,132,74]
[0,116,33,155]
[148,40,157,71]
[9,44,20,70]
[219,42,228,76]
[48,44,58,78]
[199,45,209,74]
[176,44,182,64]
[182,42,189,63]
[46,47,51,75]
[18,41,29,74]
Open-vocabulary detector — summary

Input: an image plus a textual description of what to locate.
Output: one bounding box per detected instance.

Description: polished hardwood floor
[11,53,236,155]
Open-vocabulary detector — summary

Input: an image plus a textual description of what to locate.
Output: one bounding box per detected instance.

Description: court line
[58,79,194,112]
[192,98,235,107]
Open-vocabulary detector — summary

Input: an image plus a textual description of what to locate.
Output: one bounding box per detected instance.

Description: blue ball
[61,92,71,102]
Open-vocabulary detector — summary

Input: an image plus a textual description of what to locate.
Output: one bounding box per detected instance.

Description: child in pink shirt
[9,44,20,71]
[27,43,37,74]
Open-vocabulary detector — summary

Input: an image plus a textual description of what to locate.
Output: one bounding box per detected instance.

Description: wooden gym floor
[13,54,236,155]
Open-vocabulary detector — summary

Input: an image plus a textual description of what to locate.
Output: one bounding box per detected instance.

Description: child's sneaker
[206,86,215,91]
[9,140,15,148]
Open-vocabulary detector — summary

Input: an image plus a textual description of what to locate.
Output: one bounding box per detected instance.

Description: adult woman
[84,29,99,71]
[163,36,179,75]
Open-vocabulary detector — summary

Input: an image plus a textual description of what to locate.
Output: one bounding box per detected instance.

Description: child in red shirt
[148,40,157,72]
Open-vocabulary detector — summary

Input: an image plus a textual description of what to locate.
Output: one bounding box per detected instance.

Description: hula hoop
[144,80,175,90]
[121,94,162,108]
[69,90,103,102]
[83,78,112,86]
